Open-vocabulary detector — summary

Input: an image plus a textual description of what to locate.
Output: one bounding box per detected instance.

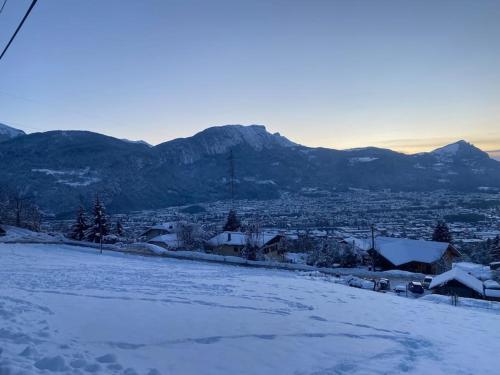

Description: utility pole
[228,149,235,209]
[99,206,103,254]
[370,224,376,271]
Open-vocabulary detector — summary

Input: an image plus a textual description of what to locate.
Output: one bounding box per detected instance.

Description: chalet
[206,231,286,261]
[139,222,182,242]
[348,236,461,274]
[428,268,485,299]
[148,233,183,250]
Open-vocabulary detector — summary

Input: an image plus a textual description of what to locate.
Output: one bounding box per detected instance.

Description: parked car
[394,284,407,295]
[408,281,424,294]
[378,278,391,291]
[346,276,364,288]
[422,276,433,289]
[346,276,374,289]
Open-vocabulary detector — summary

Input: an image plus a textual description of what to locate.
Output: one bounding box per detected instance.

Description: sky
[0,0,499,159]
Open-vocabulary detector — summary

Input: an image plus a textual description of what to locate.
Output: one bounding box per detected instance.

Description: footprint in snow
[96,353,117,363]
[84,362,101,372]
[70,358,87,369]
[309,315,328,322]
[123,368,139,375]
[19,345,38,358]
[147,369,162,375]
[107,363,123,371]
[34,355,67,372]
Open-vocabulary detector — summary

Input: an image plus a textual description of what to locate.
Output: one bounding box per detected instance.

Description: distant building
[148,233,183,250]
[348,236,461,274]
[139,222,182,242]
[206,231,286,261]
[139,221,203,251]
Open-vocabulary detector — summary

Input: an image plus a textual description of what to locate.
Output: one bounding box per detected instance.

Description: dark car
[408,281,424,294]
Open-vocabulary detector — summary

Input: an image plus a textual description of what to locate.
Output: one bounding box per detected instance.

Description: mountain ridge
[0,123,499,215]
[2,121,496,161]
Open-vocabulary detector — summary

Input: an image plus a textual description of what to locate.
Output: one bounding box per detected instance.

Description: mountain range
[0,122,499,216]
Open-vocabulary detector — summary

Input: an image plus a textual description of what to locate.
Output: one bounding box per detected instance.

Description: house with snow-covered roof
[206,231,286,261]
[148,233,184,250]
[139,222,182,242]
[429,268,485,299]
[348,236,460,274]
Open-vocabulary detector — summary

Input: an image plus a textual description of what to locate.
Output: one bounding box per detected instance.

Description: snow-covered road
[0,244,498,374]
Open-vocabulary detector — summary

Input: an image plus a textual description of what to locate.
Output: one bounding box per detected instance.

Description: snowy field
[0,244,499,374]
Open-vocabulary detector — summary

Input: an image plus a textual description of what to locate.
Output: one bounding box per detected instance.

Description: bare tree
[179,223,195,249]
[0,185,41,231]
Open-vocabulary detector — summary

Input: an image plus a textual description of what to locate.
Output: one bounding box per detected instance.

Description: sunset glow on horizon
[0,0,499,160]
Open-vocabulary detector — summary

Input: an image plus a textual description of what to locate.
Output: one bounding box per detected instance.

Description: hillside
[0,123,25,143]
[0,243,498,374]
[0,124,499,214]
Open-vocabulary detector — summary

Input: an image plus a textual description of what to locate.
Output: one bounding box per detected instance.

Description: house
[348,236,461,274]
[140,221,204,250]
[428,268,485,299]
[206,232,247,256]
[206,231,286,261]
[139,222,182,242]
[148,233,183,250]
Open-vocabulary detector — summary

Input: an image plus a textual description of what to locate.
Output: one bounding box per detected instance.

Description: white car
[393,284,407,294]
[422,276,433,289]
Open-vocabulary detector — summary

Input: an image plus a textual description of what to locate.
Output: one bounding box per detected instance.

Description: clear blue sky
[0,0,499,158]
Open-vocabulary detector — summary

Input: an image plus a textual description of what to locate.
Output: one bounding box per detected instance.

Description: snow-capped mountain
[0,124,499,214]
[431,140,490,161]
[0,123,25,142]
[120,138,153,147]
[156,124,297,164]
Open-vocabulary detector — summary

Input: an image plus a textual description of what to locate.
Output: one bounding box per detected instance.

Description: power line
[0,0,38,62]
[0,0,8,15]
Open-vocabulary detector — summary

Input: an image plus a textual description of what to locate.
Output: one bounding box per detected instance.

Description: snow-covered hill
[0,243,498,374]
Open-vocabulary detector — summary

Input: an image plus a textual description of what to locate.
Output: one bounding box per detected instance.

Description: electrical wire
[0,0,38,62]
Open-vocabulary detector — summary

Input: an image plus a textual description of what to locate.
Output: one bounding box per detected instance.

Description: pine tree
[115,219,124,237]
[85,195,109,243]
[432,221,453,243]
[490,236,500,262]
[223,209,240,231]
[70,206,88,241]
[339,243,358,267]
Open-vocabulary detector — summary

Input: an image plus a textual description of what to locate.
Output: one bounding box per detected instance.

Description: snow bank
[0,225,63,243]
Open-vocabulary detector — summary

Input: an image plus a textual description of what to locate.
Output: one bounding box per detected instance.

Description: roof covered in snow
[148,233,182,248]
[347,236,459,266]
[429,268,484,295]
[207,231,281,248]
[140,222,187,236]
